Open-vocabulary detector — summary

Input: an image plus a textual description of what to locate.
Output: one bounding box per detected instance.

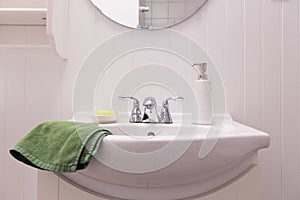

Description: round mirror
[90,0,207,29]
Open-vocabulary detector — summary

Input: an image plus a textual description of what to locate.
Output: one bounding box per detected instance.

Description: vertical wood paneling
[62,0,98,119]
[261,1,283,200]
[1,1,300,200]
[37,171,59,200]
[25,49,63,127]
[0,25,64,200]
[223,0,245,123]
[173,2,208,48]
[244,0,263,130]
[199,3,208,49]
[25,26,49,46]
[299,1,300,196]
[282,0,300,199]
[0,49,5,196]
[206,0,226,74]
[23,49,46,200]
[4,49,26,200]
[63,0,300,199]
[60,179,104,200]
[0,26,26,45]
[40,49,63,120]
[23,49,63,200]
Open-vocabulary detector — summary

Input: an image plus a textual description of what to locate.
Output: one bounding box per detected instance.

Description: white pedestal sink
[58,115,270,200]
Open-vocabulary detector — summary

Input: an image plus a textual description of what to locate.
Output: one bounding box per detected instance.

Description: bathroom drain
[147,132,155,136]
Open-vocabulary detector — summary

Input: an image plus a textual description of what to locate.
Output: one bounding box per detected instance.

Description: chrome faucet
[119,96,142,123]
[142,97,160,123]
[120,96,184,124]
[160,97,184,124]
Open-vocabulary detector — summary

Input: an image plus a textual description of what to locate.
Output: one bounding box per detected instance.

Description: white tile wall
[142,0,203,27]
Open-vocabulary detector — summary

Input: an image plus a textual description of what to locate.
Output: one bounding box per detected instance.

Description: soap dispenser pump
[192,63,213,125]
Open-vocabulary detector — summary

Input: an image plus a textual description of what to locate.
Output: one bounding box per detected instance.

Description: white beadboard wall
[62,0,300,200]
[0,26,65,200]
[0,0,299,200]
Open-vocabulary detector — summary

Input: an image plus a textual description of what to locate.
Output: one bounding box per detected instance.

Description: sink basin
[58,115,270,200]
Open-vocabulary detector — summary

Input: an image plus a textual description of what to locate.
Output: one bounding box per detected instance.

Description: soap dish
[95,110,118,124]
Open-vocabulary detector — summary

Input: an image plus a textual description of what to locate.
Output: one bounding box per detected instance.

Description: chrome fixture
[142,97,160,123]
[119,96,142,123]
[160,97,184,124]
[139,6,150,13]
[120,96,184,124]
[193,63,208,80]
[137,25,150,29]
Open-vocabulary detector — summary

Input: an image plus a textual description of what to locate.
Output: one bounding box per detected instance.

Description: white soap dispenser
[192,63,213,125]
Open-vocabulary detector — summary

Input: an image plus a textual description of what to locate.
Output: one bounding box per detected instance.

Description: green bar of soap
[95,110,118,116]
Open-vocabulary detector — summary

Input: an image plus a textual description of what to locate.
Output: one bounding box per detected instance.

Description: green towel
[10,121,112,172]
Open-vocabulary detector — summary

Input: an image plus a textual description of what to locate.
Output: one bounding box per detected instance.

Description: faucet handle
[160,97,184,124]
[119,96,142,123]
[119,96,139,104]
[162,97,184,106]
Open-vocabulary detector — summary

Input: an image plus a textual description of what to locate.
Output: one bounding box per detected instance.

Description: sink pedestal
[38,164,261,200]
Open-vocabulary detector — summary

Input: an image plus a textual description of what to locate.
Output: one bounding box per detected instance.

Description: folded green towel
[10,121,112,172]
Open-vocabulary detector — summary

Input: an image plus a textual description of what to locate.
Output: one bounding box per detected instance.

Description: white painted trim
[0,44,52,49]
[0,8,47,12]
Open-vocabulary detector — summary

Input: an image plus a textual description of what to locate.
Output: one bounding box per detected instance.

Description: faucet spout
[142,97,160,123]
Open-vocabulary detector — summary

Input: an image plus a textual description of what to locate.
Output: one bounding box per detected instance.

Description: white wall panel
[173,3,208,48]
[60,0,300,199]
[0,26,64,200]
[282,0,300,199]
[206,0,226,73]
[4,49,26,200]
[1,0,300,199]
[205,0,226,116]
[261,1,283,200]
[223,0,245,123]
[244,0,263,130]
[0,49,6,198]
[0,26,26,45]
